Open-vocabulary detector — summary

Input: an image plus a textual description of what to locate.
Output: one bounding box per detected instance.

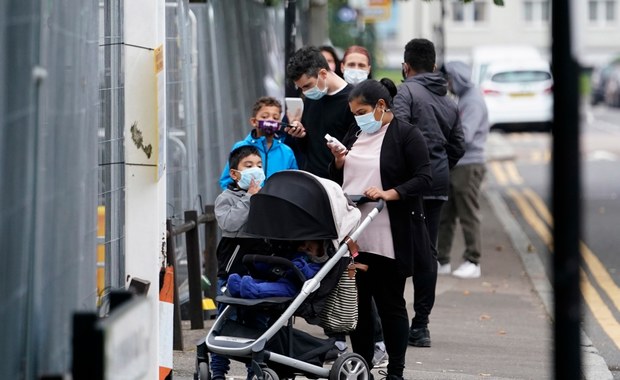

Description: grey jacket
[394,72,465,198]
[214,187,254,238]
[444,61,490,166]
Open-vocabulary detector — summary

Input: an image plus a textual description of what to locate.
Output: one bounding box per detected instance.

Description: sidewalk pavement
[172,133,612,380]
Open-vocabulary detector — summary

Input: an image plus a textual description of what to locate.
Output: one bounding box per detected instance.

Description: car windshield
[492,70,551,83]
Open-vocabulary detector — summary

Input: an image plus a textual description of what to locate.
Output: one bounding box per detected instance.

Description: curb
[485,189,613,380]
[486,132,517,162]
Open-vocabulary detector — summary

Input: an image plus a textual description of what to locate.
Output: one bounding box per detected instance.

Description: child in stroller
[226,240,328,299]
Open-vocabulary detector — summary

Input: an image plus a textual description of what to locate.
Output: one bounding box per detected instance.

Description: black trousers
[410,199,443,328]
[350,252,408,377]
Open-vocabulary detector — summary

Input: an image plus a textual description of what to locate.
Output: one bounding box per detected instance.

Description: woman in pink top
[327,78,432,380]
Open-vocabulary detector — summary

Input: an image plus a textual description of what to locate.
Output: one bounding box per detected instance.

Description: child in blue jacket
[219,96,298,189]
[227,240,328,299]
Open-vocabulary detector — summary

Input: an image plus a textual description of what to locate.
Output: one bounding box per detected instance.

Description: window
[588,0,617,25]
[450,0,487,26]
[524,0,550,24]
[491,70,552,83]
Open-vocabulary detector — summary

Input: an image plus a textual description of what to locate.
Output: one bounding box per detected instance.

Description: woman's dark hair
[404,38,436,73]
[348,78,397,108]
[319,45,343,77]
[229,145,260,171]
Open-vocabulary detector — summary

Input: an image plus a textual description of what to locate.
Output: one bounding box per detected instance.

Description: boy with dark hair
[211,145,268,380]
[393,38,465,348]
[285,46,355,179]
[219,96,297,189]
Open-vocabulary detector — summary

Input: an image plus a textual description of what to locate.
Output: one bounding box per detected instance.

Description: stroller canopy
[246,170,360,242]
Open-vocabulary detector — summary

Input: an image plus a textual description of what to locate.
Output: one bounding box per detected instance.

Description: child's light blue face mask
[236,167,265,189]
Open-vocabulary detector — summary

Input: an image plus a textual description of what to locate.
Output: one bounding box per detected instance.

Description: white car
[480,60,553,131]
[471,44,543,85]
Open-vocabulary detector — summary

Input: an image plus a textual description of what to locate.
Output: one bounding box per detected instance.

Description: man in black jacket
[285,46,355,179]
[393,38,465,347]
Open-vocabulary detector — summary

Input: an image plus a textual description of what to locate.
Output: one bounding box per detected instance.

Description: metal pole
[285,0,297,97]
[203,205,218,303]
[167,219,184,350]
[437,0,446,68]
[551,1,581,378]
[185,210,205,329]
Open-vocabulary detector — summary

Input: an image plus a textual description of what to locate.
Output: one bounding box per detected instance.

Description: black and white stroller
[195,170,384,380]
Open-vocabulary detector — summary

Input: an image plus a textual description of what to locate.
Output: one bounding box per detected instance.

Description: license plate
[510,92,535,98]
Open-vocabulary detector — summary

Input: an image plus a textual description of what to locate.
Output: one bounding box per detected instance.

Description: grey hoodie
[394,71,465,198]
[444,61,490,165]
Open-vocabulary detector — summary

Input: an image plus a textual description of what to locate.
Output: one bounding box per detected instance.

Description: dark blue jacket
[393,72,465,198]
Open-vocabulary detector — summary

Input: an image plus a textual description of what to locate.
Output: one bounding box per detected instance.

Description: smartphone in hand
[285,97,304,122]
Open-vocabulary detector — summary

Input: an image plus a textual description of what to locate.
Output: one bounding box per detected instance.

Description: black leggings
[349,252,408,377]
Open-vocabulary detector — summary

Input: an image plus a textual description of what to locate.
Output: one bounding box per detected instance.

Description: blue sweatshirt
[219,131,298,190]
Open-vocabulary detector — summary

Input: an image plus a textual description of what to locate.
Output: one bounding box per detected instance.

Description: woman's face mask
[354,106,385,134]
[303,74,328,100]
[234,166,265,190]
[343,68,369,85]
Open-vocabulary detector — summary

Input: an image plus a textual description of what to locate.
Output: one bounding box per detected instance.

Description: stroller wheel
[197,361,210,380]
[328,353,370,380]
[249,367,279,380]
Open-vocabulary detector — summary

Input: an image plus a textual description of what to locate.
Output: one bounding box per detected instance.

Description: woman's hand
[363,187,399,201]
[284,120,306,138]
[327,141,347,169]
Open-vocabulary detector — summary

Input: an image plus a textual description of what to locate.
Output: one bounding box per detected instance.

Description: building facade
[385,0,620,68]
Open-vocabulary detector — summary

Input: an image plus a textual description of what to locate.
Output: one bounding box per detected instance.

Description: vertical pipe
[25,1,43,377]
[551,1,581,379]
[185,210,205,329]
[204,205,218,303]
[167,219,184,350]
[285,0,297,97]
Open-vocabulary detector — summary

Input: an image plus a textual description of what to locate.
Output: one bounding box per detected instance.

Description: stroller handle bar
[346,194,385,213]
[242,254,307,284]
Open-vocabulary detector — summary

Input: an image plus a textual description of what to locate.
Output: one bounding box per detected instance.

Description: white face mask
[235,167,265,190]
[354,107,385,134]
[343,68,369,85]
[303,75,328,100]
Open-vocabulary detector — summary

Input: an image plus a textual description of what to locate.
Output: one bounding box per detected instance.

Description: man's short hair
[229,145,260,171]
[404,38,436,73]
[251,96,282,117]
[286,46,329,82]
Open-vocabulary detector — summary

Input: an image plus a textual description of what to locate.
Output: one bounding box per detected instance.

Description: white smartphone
[285,97,304,121]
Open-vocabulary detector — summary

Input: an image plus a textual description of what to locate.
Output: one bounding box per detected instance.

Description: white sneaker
[452,261,481,279]
[372,344,389,368]
[437,262,451,275]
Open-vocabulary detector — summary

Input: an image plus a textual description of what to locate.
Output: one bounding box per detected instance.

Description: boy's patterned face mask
[257,120,283,135]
